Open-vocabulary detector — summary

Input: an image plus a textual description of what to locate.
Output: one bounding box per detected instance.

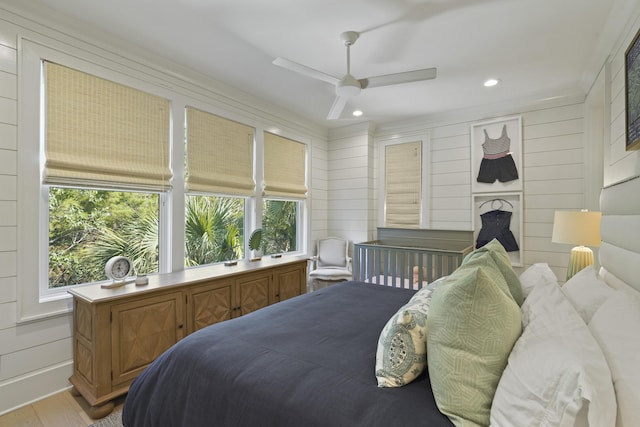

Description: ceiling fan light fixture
[336,75,361,97]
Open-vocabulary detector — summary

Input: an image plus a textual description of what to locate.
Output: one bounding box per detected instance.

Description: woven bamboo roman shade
[263,132,307,198]
[43,61,172,190]
[385,141,421,227]
[185,108,255,195]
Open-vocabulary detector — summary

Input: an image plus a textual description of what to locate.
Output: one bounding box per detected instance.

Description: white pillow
[519,262,557,300]
[490,278,616,427]
[562,266,614,323]
[589,289,640,427]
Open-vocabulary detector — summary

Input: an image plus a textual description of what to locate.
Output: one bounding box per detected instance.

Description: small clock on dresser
[102,255,134,288]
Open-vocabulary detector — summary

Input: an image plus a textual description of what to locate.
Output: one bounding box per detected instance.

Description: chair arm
[308,255,319,270]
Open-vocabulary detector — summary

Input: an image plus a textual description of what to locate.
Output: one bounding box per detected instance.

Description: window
[184,107,255,266]
[42,61,171,294]
[379,138,429,228]
[262,132,307,256]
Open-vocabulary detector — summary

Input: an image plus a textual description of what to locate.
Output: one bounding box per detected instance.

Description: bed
[123,177,640,427]
[353,228,474,288]
[122,282,453,426]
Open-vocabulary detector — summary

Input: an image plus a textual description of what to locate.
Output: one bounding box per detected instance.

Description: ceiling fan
[273,31,437,120]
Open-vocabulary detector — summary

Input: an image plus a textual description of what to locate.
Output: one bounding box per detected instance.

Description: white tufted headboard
[598,175,640,293]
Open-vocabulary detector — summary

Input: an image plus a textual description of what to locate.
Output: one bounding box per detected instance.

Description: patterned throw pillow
[375,287,433,387]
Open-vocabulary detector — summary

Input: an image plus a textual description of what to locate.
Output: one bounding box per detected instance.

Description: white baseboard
[0,360,73,416]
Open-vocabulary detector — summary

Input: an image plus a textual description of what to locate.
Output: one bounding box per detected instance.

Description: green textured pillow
[375,288,432,387]
[464,238,523,305]
[427,265,522,427]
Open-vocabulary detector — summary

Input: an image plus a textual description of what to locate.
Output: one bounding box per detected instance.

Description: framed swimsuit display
[471,116,522,193]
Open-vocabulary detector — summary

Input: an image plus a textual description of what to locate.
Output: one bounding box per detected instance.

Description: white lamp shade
[551,210,602,247]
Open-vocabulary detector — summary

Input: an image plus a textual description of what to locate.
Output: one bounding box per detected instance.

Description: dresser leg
[87,400,115,419]
[69,386,81,397]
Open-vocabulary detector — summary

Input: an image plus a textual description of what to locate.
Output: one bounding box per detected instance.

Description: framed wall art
[472,192,523,266]
[471,115,522,193]
[626,26,640,151]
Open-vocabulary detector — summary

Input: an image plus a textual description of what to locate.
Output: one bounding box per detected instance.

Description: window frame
[18,39,177,322]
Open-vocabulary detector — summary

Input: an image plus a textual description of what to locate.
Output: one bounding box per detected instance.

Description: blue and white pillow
[375,287,433,387]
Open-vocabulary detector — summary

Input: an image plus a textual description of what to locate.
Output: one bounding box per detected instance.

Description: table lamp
[551,210,601,280]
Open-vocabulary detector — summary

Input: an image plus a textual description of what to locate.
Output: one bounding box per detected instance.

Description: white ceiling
[1,0,635,129]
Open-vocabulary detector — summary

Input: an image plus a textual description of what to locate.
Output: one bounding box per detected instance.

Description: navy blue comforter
[123,281,453,427]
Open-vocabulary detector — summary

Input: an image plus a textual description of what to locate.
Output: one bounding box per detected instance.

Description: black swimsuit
[476,209,519,252]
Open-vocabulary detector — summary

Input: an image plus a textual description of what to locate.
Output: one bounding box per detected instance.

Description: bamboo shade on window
[185,108,255,195]
[385,141,421,227]
[263,132,307,198]
[43,61,171,190]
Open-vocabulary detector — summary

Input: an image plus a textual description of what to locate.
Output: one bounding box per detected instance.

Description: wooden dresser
[68,256,308,418]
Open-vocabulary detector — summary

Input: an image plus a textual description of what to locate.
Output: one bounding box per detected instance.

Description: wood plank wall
[0,19,61,415]
[325,101,594,282]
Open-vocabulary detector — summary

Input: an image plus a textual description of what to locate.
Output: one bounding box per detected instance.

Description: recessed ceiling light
[484,78,500,87]
[352,110,363,117]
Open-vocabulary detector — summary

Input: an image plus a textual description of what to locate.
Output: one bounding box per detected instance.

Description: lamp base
[566,245,594,280]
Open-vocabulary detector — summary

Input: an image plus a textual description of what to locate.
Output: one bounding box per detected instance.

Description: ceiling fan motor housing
[340,31,359,45]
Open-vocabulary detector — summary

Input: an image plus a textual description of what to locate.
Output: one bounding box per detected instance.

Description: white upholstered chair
[308,237,353,282]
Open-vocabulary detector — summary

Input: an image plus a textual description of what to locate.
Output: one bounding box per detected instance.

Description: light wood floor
[0,390,125,427]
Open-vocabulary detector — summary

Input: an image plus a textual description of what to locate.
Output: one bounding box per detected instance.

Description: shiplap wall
[330,100,593,281]
[310,139,329,244]
[521,103,592,277]
[430,123,474,229]
[325,126,377,248]
[0,20,71,414]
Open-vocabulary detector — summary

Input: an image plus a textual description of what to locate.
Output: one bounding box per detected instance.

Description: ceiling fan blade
[272,57,340,85]
[359,67,437,89]
[327,96,348,120]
